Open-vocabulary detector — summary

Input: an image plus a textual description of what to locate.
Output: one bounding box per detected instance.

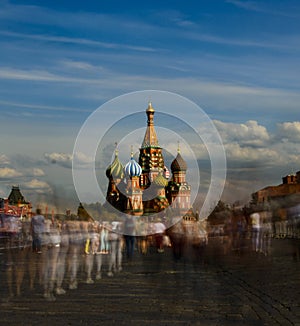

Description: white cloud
[226,0,300,18]
[61,60,95,70]
[45,152,72,168]
[277,121,300,142]
[15,167,46,178]
[45,151,94,169]
[32,168,45,177]
[0,154,10,165]
[226,0,262,12]
[214,120,270,147]
[0,167,22,178]
[213,120,300,168]
[0,99,89,113]
[73,151,94,165]
[22,179,52,194]
[1,65,300,119]
[0,67,101,83]
[0,31,157,53]
[225,143,279,163]
[208,119,300,203]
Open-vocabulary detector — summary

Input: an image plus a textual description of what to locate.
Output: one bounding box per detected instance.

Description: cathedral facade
[105,102,191,217]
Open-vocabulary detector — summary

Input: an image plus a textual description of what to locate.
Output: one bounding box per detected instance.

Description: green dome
[106,153,124,179]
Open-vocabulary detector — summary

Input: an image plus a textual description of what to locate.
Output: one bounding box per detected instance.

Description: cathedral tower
[139,102,165,189]
[105,149,125,211]
[124,151,143,216]
[167,145,191,215]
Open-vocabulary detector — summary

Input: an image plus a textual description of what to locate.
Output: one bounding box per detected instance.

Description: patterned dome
[171,152,187,172]
[153,173,168,188]
[106,152,124,179]
[124,156,142,177]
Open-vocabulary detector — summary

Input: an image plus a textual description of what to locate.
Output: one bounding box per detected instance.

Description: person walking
[124,215,136,260]
[153,218,166,253]
[31,208,45,253]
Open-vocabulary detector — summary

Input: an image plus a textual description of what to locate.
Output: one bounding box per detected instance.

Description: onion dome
[171,147,187,172]
[153,173,168,188]
[106,151,124,179]
[124,152,142,177]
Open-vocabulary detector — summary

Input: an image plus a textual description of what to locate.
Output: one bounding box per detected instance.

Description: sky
[0,0,300,213]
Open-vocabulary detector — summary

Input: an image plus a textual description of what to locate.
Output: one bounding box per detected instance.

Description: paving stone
[0,237,299,325]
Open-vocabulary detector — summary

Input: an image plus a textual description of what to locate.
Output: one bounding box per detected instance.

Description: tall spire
[141,102,159,148]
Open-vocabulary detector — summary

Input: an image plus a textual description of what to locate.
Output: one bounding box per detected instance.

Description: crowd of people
[1,207,299,301]
[0,209,175,302]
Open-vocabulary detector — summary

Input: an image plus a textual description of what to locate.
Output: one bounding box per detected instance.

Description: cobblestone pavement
[0,238,299,325]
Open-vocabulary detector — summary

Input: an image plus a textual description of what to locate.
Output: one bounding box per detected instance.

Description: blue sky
[0,0,300,212]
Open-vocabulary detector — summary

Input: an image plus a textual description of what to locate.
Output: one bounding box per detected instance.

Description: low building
[252,172,300,205]
[0,186,32,218]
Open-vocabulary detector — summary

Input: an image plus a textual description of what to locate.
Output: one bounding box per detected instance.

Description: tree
[77,203,93,221]
[207,200,232,225]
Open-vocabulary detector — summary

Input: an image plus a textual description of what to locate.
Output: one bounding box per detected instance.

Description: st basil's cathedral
[105,102,192,218]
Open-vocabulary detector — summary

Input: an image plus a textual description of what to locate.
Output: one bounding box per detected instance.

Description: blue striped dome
[124,157,142,177]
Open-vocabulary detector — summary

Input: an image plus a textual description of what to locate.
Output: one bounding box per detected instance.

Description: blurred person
[261,219,272,256]
[42,219,61,301]
[124,215,136,260]
[5,220,31,299]
[3,214,20,249]
[166,221,185,260]
[136,219,151,255]
[250,212,261,252]
[85,222,100,284]
[153,218,166,253]
[43,215,52,246]
[20,219,32,249]
[67,221,82,290]
[55,221,69,295]
[93,223,103,280]
[42,246,59,301]
[83,221,93,255]
[85,254,95,284]
[31,208,45,253]
[90,222,100,255]
[80,221,89,253]
[95,250,103,280]
[107,221,123,277]
[232,215,246,254]
[100,222,110,254]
